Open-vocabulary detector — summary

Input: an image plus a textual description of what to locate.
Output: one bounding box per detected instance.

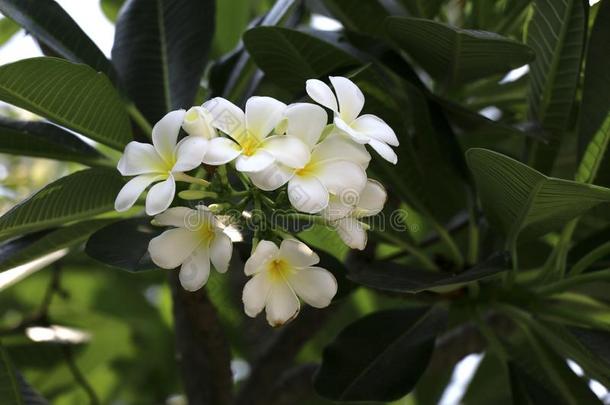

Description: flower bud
[182,106,216,139]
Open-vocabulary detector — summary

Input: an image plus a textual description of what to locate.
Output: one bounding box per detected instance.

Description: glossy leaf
[85,218,163,272]
[0,168,124,241]
[0,117,106,166]
[0,0,116,81]
[526,0,587,173]
[349,252,509,293]
[466,148,610,247]
[112,0,215,123]
[243,26,359,94]
[385,17,534,87]
[0,219,115,272]
[0,342,22,405]
[314,306,447,401]
[0,57,131,150]
[322,0,389,38]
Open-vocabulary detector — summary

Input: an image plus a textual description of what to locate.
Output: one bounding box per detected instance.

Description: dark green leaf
[0,219,115,272]
[348,252,509,293]
[0,168,124,241]
[0,0,116,81]
[569,327,610,367]
[0,342,22,405]
[0,57,131,150]
[385,17,534,87]
[526,0,587,173]
[322,0,389,38]
[243,26,359,94]
[0,117,106,166]
[399,0,446,19]
[314,306,447,401]
[466,148,610,247]
[112,0,215,123]
[462,353,512,405]
[85,218,162,272]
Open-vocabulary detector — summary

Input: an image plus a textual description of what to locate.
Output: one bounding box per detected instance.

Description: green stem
[505,243,518,288]
[174,172,210,187]
[126,103,153,135]
[540,219,578,282]
[537,268,610,296]
[62,346,100,405]
[432,220,464,269]
[251,192,262,254]
[217,165,230,188]
[373,230,439,271]
[570,240,610,275]
[467,193,479,266]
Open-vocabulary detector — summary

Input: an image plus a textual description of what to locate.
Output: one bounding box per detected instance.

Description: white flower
[201,96,310,173]
[115,110,208,216]
[148,205,233,291]
[306,76,399,164]
[249,103,370,213]
[182,106,217,140]
[242,239,337,327]
[322,180,387,250]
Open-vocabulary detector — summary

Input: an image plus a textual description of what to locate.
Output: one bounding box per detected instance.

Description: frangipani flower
[148,205,233,291]
[249,103,370,213]
[182,106,217,140]
[201,96,310,173]
[323,180,387,250]
[115,110,208,216]
[306,76,400,164]
[242,239,337,327]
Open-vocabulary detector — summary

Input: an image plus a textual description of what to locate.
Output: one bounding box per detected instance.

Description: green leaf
[526,0,587,173]
[399,0,446,19]
[314,306,447,401]
[0,117,106,166]
[0,342,22,405]
[466,148,610,247]
[321,0,389,38]
[243,26,359,94]
[348,252,510,294]
[0,57,131,150]
[85,218,162,272]
[112,0,215,123]
[0,219,115,272]
[0,17,20,45]
[576,0,610,184]
[0,168,124,242]
[0,0,116,81]
[385,17,534,87]
[100,0,125,22]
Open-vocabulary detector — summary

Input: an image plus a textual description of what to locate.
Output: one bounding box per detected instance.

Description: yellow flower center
[199,223,216,242]
[295,161,319,178]
[239,132,262,156]
[267,259,292,281]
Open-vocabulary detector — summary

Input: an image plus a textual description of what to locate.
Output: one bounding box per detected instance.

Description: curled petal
[260,135,310,169]
[315,160,367,196]
[322,194,354,221]
[279,239,320,268]
[153,110,185,164]
[248,163,294,191]
[334,118,370,144]
[311,134,371,168]
[288,266,337,308]
[172,136,207,172]
[153,206,192,227]
[148,228,202,269]
[182,106,217,139]
[145,175,176,216]
[245,240,279,275]
[203,97,246,139]
[288,175,329,214]
[356,180,387,217]
[350,114,399,146]
[202,137,242,165]
[369,139,398,164]
[235,150,275,173]
[334,217,367,250]
[245,96,286,140]
[284,103,328,148]
[265,281,300,327]
[330,76,364,123]
[306,79,338,113]
[210,232,233,273]
[179,246,211,291]
[242,273,271,318]
[114,174,164,212]
[117,142,166,176]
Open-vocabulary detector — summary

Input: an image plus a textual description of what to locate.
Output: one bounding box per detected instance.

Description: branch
[169,273,233,405]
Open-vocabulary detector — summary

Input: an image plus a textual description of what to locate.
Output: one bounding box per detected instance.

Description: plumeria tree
[0,0,610,404]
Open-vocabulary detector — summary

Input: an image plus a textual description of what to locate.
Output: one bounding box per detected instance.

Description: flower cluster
[114,76,398,326]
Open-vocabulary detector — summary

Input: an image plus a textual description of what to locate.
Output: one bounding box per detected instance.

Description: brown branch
[169,273,233,405]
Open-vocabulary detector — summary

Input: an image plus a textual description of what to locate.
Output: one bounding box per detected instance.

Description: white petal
[288,267,337,308]
[148,228,201,269]
[279,239,320,268]
[210,233,232,273]
[288,176,329,214]
[245,96,287,140]
[334,117,370,144]
[242,273,271,318]
[248,163,294,191]
[153,110,185,163]
[311,134,371,168]
[153,206,193,227]
[330,76,364,123]
[265,281,300,327]
[284,103,328,148]
[114,174,164,212]
[351,114,398,146]
[203,97,246,139]
[145,175,176,215]
[235,150,275,173]
[179,246,211,291]
[172,136,207,172]
[306,79,338,112]
[334,217,367,250]
[369,139,398,164]
[315,160,367,195]
[182,106,217,139]
[357,180,387,217]
[245,240,279,275]
[202,137,242,165]
[321,194,353,221]
[260,135,310,169]
[117,142,166,176]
